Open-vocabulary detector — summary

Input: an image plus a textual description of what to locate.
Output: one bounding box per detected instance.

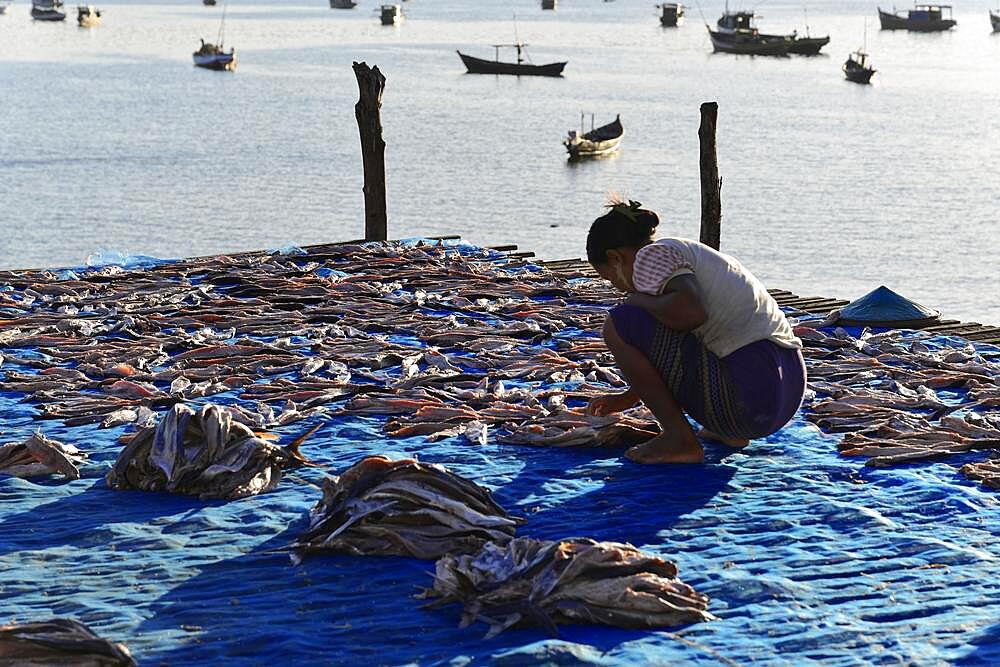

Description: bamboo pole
[353,62,388,242]
[698,102,722,250]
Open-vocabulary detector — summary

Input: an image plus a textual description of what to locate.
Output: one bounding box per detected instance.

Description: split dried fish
[293,455,522,561]
[0,432,86,479]
[106,402,314,499]
[425,537,714,638]
[0,618,135,666]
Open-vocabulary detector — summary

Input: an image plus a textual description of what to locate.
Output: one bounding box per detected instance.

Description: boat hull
[877,8,956,31]
[193,52,236,71]
[708,30,791,56]
[787,35,830,55]
[843,64,875,84]
[457,51,566,77]
[32,7,67,19]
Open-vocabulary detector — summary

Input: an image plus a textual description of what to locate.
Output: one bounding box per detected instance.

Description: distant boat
[31,0,66,20]
[541,0,556,9]
[330,0,356,7]
[458,43,567,76]
[991,9,1000,31]
[843,50,875,83]
[194,2,235,71]
[564,114,623,160]
[657,3,683,27]
[0,1,11,15]
[380,3,401,24]
[713,10,828,55]
[76,4,100,26]
[878,4,956,31]
[203,0,216,5]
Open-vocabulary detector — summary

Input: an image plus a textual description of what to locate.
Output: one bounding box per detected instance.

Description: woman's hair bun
[606,198,659,234]
[586,196,660,265]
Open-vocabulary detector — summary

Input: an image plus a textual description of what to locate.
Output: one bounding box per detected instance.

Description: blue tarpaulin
[2,249,999,665]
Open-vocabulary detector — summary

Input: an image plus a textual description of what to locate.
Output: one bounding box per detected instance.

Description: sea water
[1,0,998,321]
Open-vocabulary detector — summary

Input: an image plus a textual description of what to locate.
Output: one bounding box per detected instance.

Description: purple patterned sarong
[610,304,806,440]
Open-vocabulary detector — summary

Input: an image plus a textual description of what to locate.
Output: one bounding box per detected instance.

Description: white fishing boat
[31,0,66,20]
[193,2,235,71]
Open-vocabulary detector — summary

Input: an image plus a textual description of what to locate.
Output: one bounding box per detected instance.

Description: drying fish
[0,618,135,666]
[425,537,714,638]
[293,455,522,561]
[0,432,86,479]
[106,402,316,499]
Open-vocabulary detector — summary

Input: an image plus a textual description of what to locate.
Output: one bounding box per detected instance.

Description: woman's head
[586,198,659,291]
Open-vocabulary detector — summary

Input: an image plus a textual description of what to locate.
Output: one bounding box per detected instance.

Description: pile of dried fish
[425,537,714,637]
[798,324,1000,486]
[293,455,522,560]
[0,432,85,479]
[960,456,1000,489]
[106,402,312,499]
[0,618,135,666]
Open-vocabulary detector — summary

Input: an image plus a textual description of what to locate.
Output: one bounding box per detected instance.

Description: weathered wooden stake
[353,61,388,242]
[698,101,722,250]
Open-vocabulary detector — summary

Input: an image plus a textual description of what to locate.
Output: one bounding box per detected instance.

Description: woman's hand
[587,390,640,417]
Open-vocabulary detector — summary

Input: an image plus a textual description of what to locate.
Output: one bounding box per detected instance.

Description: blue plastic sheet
[3,273,1000,665]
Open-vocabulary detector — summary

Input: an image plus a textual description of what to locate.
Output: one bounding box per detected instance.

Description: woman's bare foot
[625,431,704,464]
[697,428,750,448]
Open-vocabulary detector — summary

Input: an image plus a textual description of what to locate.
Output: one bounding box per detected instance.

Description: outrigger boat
[76,4,100,26]
[657,3,683,26]
[457,42,567,77]
[564,114,623,160]
[31,0,66,21]
[877,4,955,31]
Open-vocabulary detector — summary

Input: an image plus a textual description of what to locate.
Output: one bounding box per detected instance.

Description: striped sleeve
[632,242,694,295]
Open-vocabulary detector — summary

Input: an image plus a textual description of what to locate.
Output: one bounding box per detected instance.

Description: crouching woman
[585,200,806,464]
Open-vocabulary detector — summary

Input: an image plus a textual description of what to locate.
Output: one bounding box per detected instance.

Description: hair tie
[610,200,643,223]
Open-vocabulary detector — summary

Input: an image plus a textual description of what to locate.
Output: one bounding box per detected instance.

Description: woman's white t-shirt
[631,237,802,358]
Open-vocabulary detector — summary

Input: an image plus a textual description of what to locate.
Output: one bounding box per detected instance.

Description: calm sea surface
[1,0,998,321]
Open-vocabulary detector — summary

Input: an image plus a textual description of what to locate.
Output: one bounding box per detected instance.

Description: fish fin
[284,421,324,466]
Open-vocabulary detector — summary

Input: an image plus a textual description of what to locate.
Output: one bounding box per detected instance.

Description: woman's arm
[625,274,707,331]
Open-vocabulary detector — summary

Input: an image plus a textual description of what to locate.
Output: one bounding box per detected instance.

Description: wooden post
[353,61,388,242]
[698,101,722,250]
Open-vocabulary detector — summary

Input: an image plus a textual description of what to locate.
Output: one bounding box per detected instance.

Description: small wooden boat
[458,43,567,77]
[380,3,401,24]
[843,50,875,83]
[330,0,356,7]
[877,4,955,31]
[541,0,556,9]
[990,9,1000,31]
[658,3,683,26]
[564,114,623,160]
[76,4,100,26]
[31,0,66,20]
[193,39,236,70]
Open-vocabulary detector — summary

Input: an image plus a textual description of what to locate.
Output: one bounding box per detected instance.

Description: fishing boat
[708,12,791,56]
[843,50,875,83]
[203,0,215,5]
[193,3,235,71]
[714,9,828,55]
[991,9,1000,31]
[458,42,567,77]
[564,114,623,160]
[877,4,955,31]
[76,4,100,26]
[31,0,66,21]
[380,3,401,24]
[330,0,356,7]
[658,3,683,26]
[541,0,556,9]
